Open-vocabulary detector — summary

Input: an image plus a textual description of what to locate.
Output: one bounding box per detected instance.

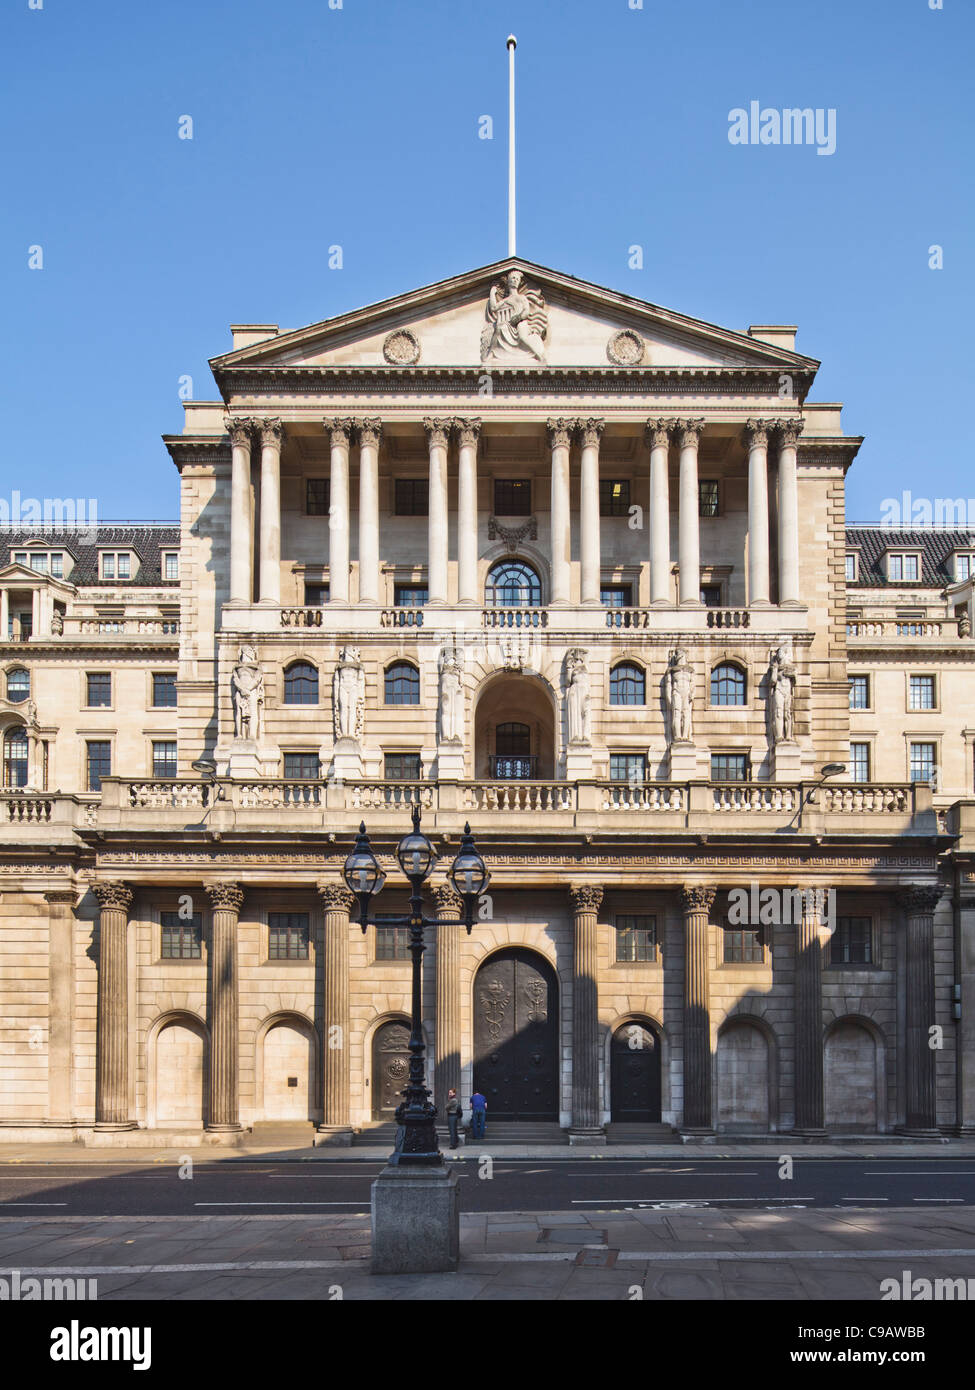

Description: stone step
[604,1123,680,1144]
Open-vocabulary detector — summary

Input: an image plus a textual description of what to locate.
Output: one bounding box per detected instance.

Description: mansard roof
[0,525,180,587]
[845,526,975,589]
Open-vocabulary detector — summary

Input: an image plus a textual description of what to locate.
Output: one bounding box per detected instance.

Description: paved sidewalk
[3,1206,975,1299]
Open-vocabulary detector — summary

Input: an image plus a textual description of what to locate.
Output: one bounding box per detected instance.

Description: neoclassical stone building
[2,258,975,1143]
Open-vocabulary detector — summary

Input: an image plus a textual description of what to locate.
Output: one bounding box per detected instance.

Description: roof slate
[0,525,180,587]
[845,527,975,589]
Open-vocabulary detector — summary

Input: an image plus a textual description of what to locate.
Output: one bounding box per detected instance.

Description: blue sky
[2,0,970,522]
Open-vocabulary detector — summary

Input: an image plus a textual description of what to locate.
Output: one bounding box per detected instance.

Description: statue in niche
[564,649,591,746]
[766,642,797,745]
[438,645,463,744]
[480,269,548,364]
[232,645,265,742]
[333,646,365,742]
[665,648,694,744]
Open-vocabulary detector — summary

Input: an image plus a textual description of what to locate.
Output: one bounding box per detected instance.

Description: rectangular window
[698,480,720,517]
[306,478,330,515]
[284,752,320,780]
[152,672,177,708]
[50,552,64,578]
[304,583,329,606]
[610,753,647,783]
[909,675,935,710]
[13,552,27,566]
[384,753,422,781]
[956,554,973,582]
[375,918,411,961]
[394,584,428,607]
[845,553,858,582]
[268,913,310,960]
[700,584,722,608]
[394,478,429,516]
[101,554,115,579]
[152,741,177,778]
[117,554,130,579]
[830,916,873,966]
[723,927,764,964]
[615,914,657,962]
[850,742,871,781]
[600,584,632,608]
[711,753,749,782]
[493,478,531,516]
[164,553,179,580]
[600,479,631,516]
[30,554,48,572]
[161,910,203,960]
[848,675,869,710]
[86,672,111,707]
[888,553,919,582]
[910,742,936,784]
[86,740,111,791]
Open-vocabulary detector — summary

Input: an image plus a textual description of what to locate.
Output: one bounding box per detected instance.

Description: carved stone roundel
[607,330,645,366]
[383,330,421,365]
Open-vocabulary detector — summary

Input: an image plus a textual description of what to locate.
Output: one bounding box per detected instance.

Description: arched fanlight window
[384,662,420,706]
[2,727,28,788]
[283,661,318,705]
[485,560,541,608]
[710,662,746,707]
[6,669,29,704]
[609,662,645,706]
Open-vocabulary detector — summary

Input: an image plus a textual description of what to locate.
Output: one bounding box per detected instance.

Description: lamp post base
[371,1164,460,1274]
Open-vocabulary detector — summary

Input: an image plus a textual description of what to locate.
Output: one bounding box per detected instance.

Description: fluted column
[744,419,772,607]
[676,419,704,607]
[93,880,135,1130]
[257,418,283,605]
[205,882,244,1132]
[646,418,672,607]
[547,419,573,606]
[432,884,463,1111]
[776,419,803,607]
[793,888,827,1135]
[228,417,255,605]
[680,886,716,1133]
[325,418,353,605]
[316,882,354,1144]
[578,418,604,606]
[357,418,381,606]
[898,885,943,1136]
[569,884,605,1141]
[425,418,451,607]
[455,419,481,607]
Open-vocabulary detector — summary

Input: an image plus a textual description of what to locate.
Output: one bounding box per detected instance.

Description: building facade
[2,258,975,1143]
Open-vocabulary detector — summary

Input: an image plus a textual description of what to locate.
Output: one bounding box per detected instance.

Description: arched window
[485,560,541,608]
[2,728,28,788]
[493,721,533,779]
[6,669,29,704]
[385,662,420,705]
[710,662,746,706]
[283,662,318,705]
[610,662,645,706]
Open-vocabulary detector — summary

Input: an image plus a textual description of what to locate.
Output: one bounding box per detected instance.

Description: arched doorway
[474,673,556,779]
[153,1018,205,1127]
[825,1020,879,1131]
[611,1022,661,1123]
[717,1021,770,1132]
[261,1019,316,1121]
[472,948,558,1120]
[372,1019,411,1119]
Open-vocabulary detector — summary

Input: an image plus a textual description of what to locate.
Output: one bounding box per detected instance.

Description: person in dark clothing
[470,1089,487,1140]
[445,1088,462,1148]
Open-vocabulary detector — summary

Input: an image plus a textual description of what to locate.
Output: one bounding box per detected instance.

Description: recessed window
[698,480,720,517]
[13,552,27,566]
[610,663,645,706]
[485,560,541,608]
[304,582,329,607]
[610,753,647,783]
[152,741,177,778]
[384,753,422,781]
[163,552,179,581]
[161,911,202,959]
[909,742,936,784]
[100,552,132,580]
[284,662,318,705]
[888,552,920,582]
[848,675,869,710]
[6,668,30,703]
[710,663,746,706]
[86,740,111,791]
[830,916,873,966]
[601,584,632,608]
[600,480,631,516]
[86,672,111,708]
[2,728,28,788]
[375,918,411,960]
[850,742,871,781]
[956,554,973,582]
[284,752,320,780]
[724,926,764,963]
[700,584,722,608]
[394,584,428,607]
[845,553,858,583]
[268,913,310,960]
[29,554,48,573]
[493,479,531,516]
[306,478,330,516]
[615,914,657,962]
[385,662,419,705]
[909,675,935,710]
[711,753,749,782]
[152,673,177,708]
[394,479,428,516]
[492,722,534,779]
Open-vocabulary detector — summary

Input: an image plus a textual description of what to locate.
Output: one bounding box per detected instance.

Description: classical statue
[231,645,265,742]
[665,649,694,744]
[438,645,463,744]
[480,270,548,364]
[333,646,364,741]
[766,642,797,745]
[564,649,591,745]
[50,610,63,635]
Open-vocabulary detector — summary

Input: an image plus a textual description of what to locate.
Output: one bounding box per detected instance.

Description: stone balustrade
[846,619,964,640]
[712,784,800,813]
[128,781,210,809]
[821,784,911,814]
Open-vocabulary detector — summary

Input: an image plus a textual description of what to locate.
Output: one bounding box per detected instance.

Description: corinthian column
[646,419,673,607]
[315,882,354,1145]
[569,884,606,1143]
[776,419,803,607]
[676,419,704,607]
[744,419,772,607]
[793,887,827,1135]
[455,419,481,607]
[680,885,715,1133]
[432,884,463,1112]
[898,885,943,1136]
[325,418,353,605]
[228,417,254,605]
[578,419,604,606]
[547,419,573,606]
[425,418,451,607]
[93,880,135,1130]
[357,418,381,606]
[258,418,283,605]
[204,883,244,1132]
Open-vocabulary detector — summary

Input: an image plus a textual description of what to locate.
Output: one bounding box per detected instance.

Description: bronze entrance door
[372,1019,411,1119]
[472,948,558,1120]
[610,1022,662,1123]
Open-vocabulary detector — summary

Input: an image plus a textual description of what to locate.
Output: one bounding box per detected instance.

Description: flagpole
[507,34,517,257]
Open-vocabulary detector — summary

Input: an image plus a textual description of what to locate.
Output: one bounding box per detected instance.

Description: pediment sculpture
[480,270,548,364]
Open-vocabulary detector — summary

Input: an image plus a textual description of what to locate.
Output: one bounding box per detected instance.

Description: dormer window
[10,550,63,577]
[100,552,132,581]
[845,552,859,583]
[955,553,974,582]
[887,552,920,582]
[162,552,179,581]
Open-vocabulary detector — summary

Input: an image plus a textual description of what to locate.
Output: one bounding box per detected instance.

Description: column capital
[206,881,245,914]
[679,885,716,914]
[569,884,603,913]
[742,418,775,449]
[431,883,463,916]
[897,884,943,915]
[226,416,256,447]
[775,418,804,447]
[423,417,452,449]
[645,417,675,450]
[44,889,78,906]
[357,417,383,448]
[577,417,605,447]
[324,417,355,445]
[93,880,133,912]
[317,881,355,913]
[674,417,705,447]
[259,417,284,448]
[547,417,574,449]
[453,417,482,447]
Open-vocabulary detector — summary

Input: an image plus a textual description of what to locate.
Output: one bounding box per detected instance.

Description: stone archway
[717,1019,772,1132]
[371,1018,412,1119]
[825,1018,882,1132]
[258,1017,317,1121]
[610,1020,662,1123]
[150,1014,207,1128]
[473,672,556,780]
[472,948,559,1120]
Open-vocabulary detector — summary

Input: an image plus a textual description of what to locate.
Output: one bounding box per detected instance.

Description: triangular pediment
[210,258,818,375]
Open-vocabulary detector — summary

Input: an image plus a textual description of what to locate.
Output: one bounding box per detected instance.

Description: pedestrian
[470,1088,487,1140]
[445,1088,462,1149]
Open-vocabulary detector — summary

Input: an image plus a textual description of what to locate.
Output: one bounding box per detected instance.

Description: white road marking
[914,1197,964,1202]
[194,1201,365,1207]
[571,1196,815,1204]
[0,1202,68,1207]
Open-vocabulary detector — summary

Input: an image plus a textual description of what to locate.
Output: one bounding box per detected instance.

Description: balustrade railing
[601,782,684,811]
[822,784,911,814]
[463,781,573,812]
[128,781,210,809]
[482,608,547,628]
[381,608,424,628]
[712,784,799,813]
[281,607,324,627]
